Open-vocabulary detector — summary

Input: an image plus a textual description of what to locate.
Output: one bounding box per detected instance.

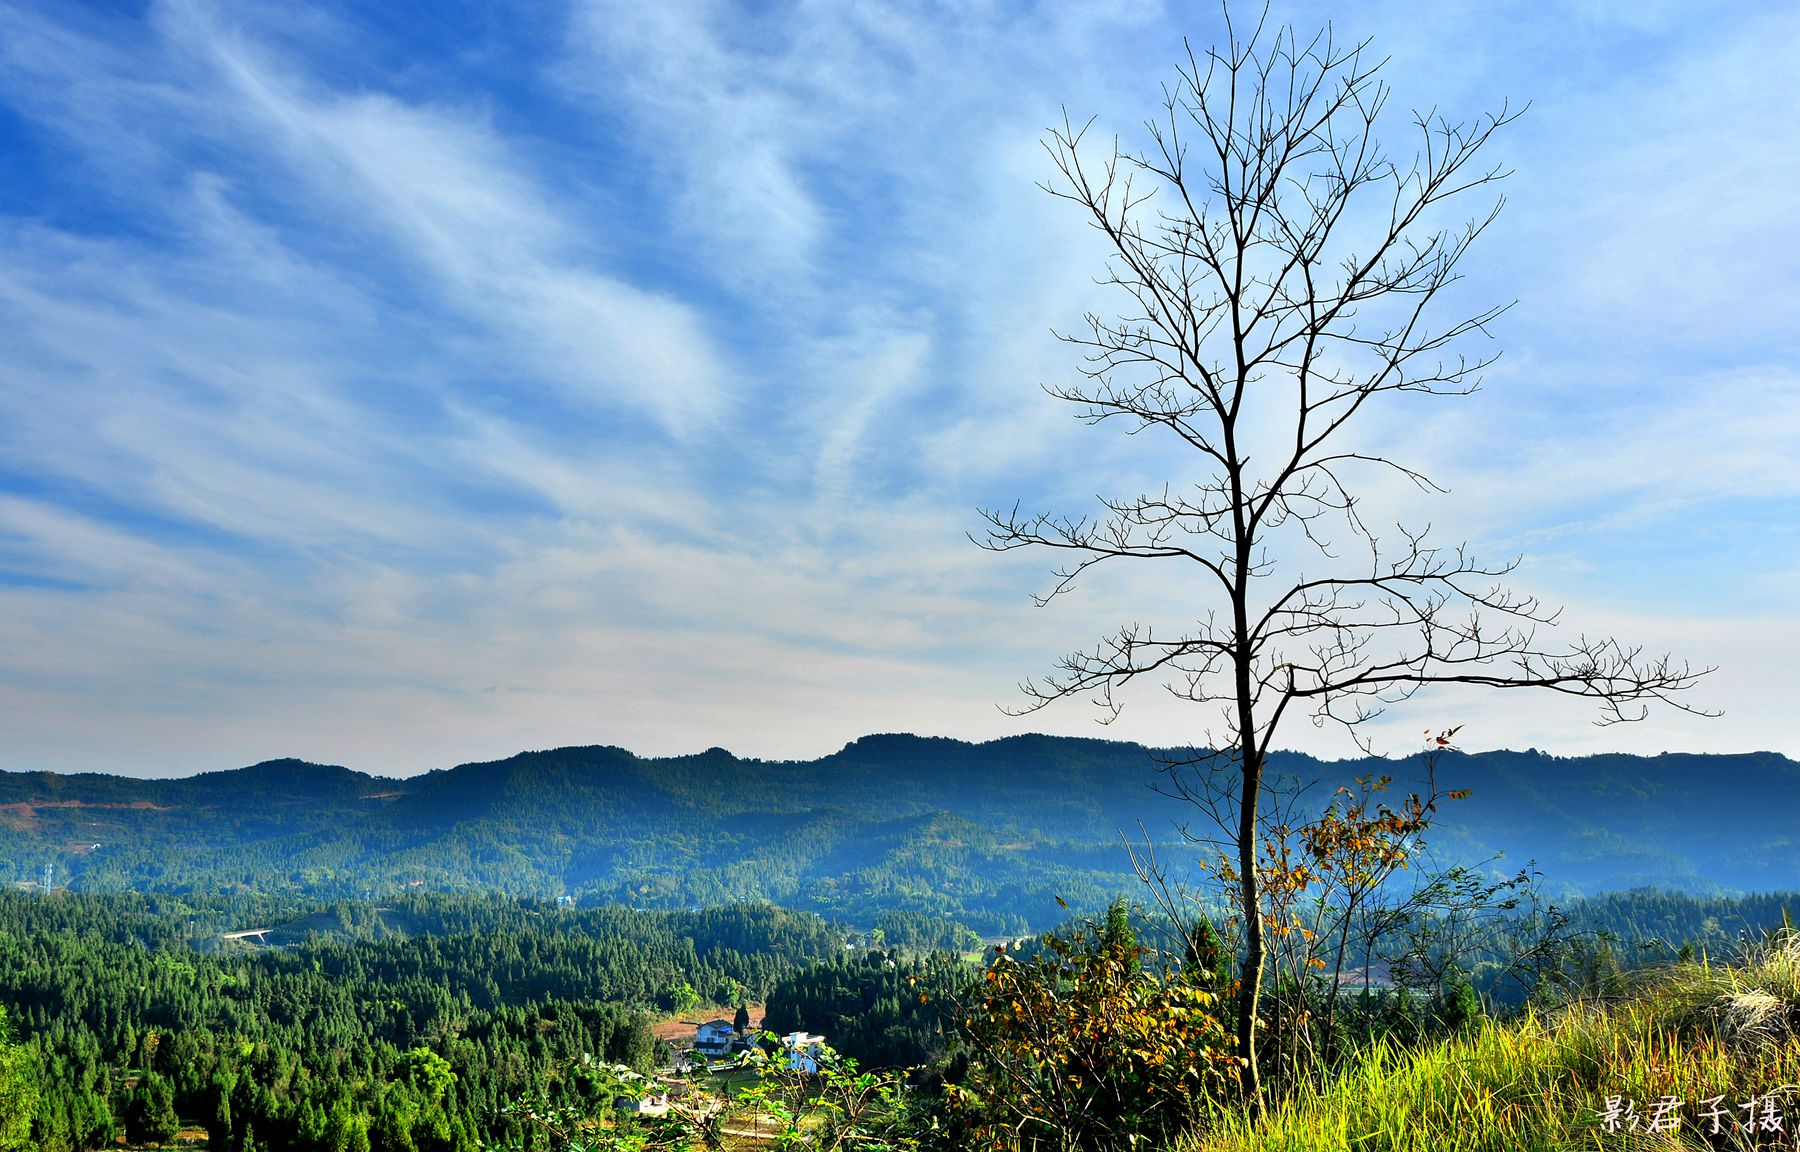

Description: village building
[693,1018,737,1056]
[781,1031,827,1074]
[618,1093,670,1117]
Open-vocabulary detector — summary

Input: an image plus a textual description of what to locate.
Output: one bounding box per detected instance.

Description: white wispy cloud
[0,0,1790,774]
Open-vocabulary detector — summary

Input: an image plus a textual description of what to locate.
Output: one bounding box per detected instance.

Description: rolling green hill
[0,736,1793,932]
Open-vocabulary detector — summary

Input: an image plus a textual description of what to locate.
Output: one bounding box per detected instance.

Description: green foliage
[1182,916,1232,991]
[487,1059,706,1152]
[1440,975,1482,1031]
[1100,899,1138,977]
[0,1008,36,1152]
[403,1047,456,1105]
[5,741,1800,936]
[947,920,1234,1151]
[733,1039,928,1151]
[1185,933,1800,1151]
[660,983,699,1015]
[0,737,1198,933]
[872,909,982,954]
[6,878,1800,1152]
[124,1073,180,1145]
[762,950,961,1069]
[0,892,842,1151]
[1559,931,1628,1000]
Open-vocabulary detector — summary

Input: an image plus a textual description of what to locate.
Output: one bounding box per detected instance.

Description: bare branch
[980,6,1709,1113]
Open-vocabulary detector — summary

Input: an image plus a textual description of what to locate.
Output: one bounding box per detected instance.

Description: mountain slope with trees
[0,736,1792,932]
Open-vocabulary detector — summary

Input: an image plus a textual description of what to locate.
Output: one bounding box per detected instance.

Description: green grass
[1179,934,1800,1152]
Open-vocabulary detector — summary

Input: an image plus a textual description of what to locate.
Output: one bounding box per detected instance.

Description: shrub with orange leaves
[1191,755,1471,1086]
[944,916,1235,1152]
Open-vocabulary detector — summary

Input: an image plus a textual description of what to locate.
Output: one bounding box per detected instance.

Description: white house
[619,1093,670,1117]
[782,1031,827,1074]
[694,1019,736,1054]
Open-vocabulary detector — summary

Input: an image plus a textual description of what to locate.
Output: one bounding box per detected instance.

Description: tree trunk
[1235,740,1265,1118]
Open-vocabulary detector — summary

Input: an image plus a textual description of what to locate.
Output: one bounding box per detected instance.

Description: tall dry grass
[1179,931,1800,1152]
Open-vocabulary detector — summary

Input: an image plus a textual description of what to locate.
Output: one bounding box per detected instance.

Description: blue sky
[0,0,1794,776]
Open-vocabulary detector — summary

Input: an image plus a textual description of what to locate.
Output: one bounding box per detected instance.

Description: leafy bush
[946,919,1235,1151]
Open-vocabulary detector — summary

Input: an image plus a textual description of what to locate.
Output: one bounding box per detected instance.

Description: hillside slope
[0,736,1793,931]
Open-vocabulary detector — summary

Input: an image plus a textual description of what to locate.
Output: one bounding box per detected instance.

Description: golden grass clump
[1179,931,1800,1152]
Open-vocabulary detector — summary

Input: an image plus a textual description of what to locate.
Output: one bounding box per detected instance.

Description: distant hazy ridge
[1,735,1792,932]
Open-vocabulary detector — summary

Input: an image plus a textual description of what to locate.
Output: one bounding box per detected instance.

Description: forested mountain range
[0,735,1793,933]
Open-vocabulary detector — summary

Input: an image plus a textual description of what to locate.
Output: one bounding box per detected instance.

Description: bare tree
[978,10,1709,1115]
